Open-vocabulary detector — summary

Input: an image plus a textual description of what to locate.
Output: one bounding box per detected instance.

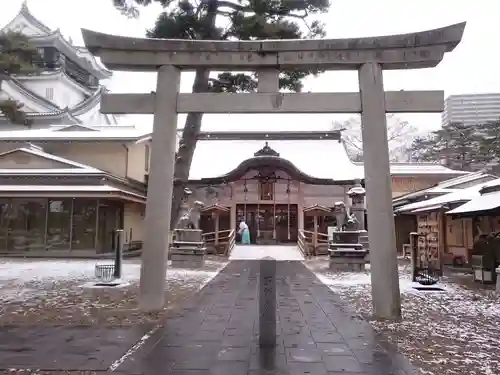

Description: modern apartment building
[442,93,500,126]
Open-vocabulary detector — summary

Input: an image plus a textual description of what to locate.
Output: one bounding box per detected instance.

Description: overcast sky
[2,0,498,133]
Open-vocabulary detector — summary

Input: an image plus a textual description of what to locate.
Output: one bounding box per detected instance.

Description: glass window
[71,199,98,250]
[47,199,72,250]
[24,200,46,251]
[1,199,47,252]
[0,200,9,251]
[5,200,28,252]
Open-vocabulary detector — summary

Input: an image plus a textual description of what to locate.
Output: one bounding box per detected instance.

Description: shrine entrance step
[229,244,304,261]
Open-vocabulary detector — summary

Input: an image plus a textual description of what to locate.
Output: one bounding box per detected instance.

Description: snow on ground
[307,259,500,375]
[230,244,304,261]
[0,258,227,325]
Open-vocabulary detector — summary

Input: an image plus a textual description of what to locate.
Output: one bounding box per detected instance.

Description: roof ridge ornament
[254,142,280,157]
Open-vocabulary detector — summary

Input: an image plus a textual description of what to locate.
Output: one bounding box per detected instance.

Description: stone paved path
[230,244,305,261]
[116,260,422,375]
[0,325,151,371]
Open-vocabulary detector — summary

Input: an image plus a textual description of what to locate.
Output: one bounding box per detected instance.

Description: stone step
[172,241,204,247]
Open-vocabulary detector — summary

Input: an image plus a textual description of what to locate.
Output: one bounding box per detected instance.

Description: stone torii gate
[82,22,465,319]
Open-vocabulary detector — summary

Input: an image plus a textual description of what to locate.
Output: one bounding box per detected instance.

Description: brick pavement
[116,260,423,375]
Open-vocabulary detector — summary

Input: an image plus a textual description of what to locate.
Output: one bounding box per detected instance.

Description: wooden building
[394,173,500,265]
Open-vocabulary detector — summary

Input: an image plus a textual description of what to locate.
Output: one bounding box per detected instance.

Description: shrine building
[187,130,468,247]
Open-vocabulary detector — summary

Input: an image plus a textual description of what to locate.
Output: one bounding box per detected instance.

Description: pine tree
[409,122,485,171]
[114,0,329,228]
[0,32,39,126]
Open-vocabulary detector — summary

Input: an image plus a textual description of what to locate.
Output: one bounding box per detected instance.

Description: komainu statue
[345,212,360,231]
[176,200,204,229]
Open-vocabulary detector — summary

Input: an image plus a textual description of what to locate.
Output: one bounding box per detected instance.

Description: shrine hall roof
[187,131,467,184]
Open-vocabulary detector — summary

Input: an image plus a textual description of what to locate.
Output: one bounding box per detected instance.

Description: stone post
[358,62,401,319]
[214,212,220,245]
[113,229,124,279]
[139,65,181,311]
[409,232,418,282]
[259,256,277,348]
[313,215,318,249]
[496,266,500,293]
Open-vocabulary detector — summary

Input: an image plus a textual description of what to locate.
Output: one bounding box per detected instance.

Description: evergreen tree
[409,122,486,171]
[475,120,500,167]
[114,0,329,228]
[0,32,39,126]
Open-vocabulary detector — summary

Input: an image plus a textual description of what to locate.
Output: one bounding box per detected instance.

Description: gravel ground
[307,258,500,375]
[0,257,227,326]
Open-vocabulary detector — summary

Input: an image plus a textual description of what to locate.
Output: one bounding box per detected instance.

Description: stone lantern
[347,179,366,231]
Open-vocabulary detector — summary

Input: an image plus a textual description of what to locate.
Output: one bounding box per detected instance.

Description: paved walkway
[116,260,422,375]
[0,325,150,371]
[230,245,305,261]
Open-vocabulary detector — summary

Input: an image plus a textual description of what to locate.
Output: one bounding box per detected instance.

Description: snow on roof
[0,169,101,175]
[393,171,487,203]
[189,139,363,181]
[0,185,115,192]
[0,126,150,141]
[396,178,500,213]
[0,146,102,172]
[0,84,118,126]
[190,137,468,181]
[446,190,500,215]
[432,172,495,189]
[386,163,469,176]
[0,184,146,200]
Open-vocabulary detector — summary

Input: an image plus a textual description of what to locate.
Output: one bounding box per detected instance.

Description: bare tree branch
[332,114,418,162]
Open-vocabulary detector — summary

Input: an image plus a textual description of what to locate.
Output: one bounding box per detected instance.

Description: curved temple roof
[189,138,362,185]
[81,23,466,71]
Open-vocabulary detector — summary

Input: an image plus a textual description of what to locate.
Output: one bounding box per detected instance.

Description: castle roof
[0,80,116,126]
[2,1,111,79]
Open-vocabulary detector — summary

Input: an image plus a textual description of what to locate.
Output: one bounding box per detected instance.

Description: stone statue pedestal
[328,231,369,272]
[170,229,206,268]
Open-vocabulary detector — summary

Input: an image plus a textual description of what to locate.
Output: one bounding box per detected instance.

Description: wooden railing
[298,229,329,256]
[202,229,235,256]
[225,229,236,256]
[297,230,310,257]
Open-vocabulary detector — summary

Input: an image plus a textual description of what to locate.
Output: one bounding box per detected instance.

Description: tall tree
[0,32,39,126]
[409,121,487,171]
[332,114,418,162]
[114,0,329,228]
